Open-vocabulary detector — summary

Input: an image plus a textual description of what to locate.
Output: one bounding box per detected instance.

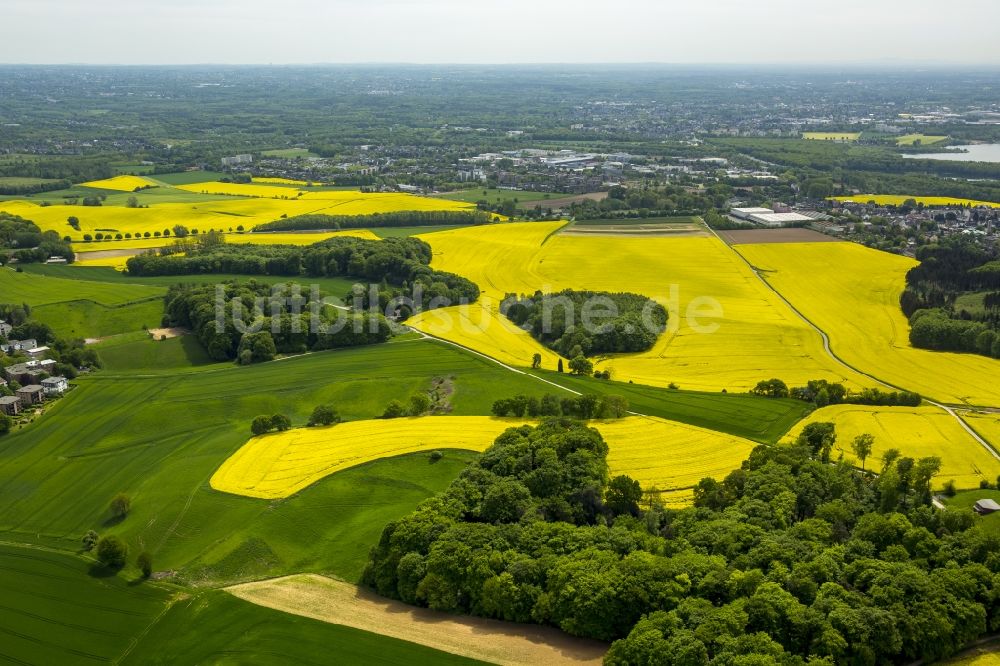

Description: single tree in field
[0,414,11,436]
[95,535,128,569]
[569,355,593,376]
[409,393,431,416]
[81,530,99,552]
[532,353,542,369]
[251,415,273,436]
[382,400,407,419]
[125,195,139,208]
[308,404,340,427]
[137,551,153,579]
[270,414,292,432]
[606,475,643,517]
[557,358,564,373]
[851,433,875,471]
[110,493,131,519]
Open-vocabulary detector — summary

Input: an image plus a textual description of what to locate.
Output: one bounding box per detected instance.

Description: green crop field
[261,148,318,158]
[151,171,226,185]
[33,298,164,340]
[113,164,157,175]
[0,176,62,187]
[0,267,165,307]
[96,333,218,372]
[572,216,702,226]
[535,371,811,443]
[125,590,484,665]
[434,188,569,204]
[0,544,172,664]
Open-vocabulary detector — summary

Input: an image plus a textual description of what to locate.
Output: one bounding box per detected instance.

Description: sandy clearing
[74,247,158,261]
[148,327,188,340]
[227,574,608,666]
[716,228,839,245]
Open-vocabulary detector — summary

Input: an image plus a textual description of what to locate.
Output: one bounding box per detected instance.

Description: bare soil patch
[74,248,154,261]
[717,228,840,245]
[226,574,607,666]
[148,327,189,340]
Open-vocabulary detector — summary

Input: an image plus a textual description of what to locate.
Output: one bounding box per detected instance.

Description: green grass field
[33,298,164,340]
[124,590,484,665]
[0,544,172,664]
[0,267,165,307]
[946,489,1000,535]
[96,333,217,372]
[434,188,569,204]
[535,371,810,443]
[113,164,157,175]
[572,216,702,226]
[151,171,226,185]
[0,176,62,187]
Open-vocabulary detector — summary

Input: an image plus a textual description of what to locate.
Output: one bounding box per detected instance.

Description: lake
[901,143,1000,163]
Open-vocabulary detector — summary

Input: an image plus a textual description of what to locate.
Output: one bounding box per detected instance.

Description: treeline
[902,238,1000,358]
[362,418,996,663]
[0,155,113,183]
[0,178,70,195]
[502,289,667,357]
[566,184,730,219]
[752,378,922,407]
[255,209,496,232]
[491,393,628,419]
[0,212,74,264]
[162,281,390,362]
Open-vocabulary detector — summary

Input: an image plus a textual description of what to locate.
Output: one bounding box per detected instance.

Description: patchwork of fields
[211,415,757,503]
[830,194,1000,208]
[409,222,872,392]
[783,405,1000,488]
[736,241,1000,406]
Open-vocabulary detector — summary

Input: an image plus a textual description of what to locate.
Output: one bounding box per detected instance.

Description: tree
[95,535,128,569]
[308,404,340,427]
[81,530,98,551]
[606,475,642,517]
[137,551,153,578]
[409,392,431,416]
[125,195,139,208]
[270,414,292,432]
[751,379,789,398]
[172,224,189,238]
[851,433,875,470]
[532,353,542,369]
[569,355,594,376]
[382,400,407,419]
[557,358,564,373]
[251,415,273,436]
[110,493,131,519]
[0,414,10,436]
[797,422,836,462]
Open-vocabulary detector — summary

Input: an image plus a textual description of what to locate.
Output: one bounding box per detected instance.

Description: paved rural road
[707,223,1000,463]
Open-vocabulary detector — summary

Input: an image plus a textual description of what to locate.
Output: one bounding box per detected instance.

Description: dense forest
[0,212,74,264]
[901,238,1000,357]
[365,419,998,664]
[162,281,390,362]
[502,290,667,357]
[128,236,479,316]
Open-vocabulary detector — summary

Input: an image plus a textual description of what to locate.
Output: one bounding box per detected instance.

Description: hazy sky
[2,0,998,65]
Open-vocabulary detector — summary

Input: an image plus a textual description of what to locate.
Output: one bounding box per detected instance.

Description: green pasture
[150,171,226,186]
[434,188,568,204]
[0,267,165,307]
[33,298,164,340]
[946,489,1000,535]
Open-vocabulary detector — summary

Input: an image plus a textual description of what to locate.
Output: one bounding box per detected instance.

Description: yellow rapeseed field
[0,190,474,241]
[210,415,756,503]
[783,405,1000,489]
[176,181,309,198]
[963,412,1000,453]
[895,134,948,146]
[830,194,1000,208]
[408,222,870,392]
[802,132,860,141]
[736,241,1000,406]
[79,175,158,191]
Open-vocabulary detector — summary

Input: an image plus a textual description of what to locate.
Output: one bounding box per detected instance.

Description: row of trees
[256,209,496,232]
[502,289,667,357]
[365,418,994,664]
[751,378,922,407]
[491,392,629,419]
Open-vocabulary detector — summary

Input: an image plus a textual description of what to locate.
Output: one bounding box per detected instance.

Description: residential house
[974,499,1000,515]
[0,321,11,338]
[0,338,38,355]
[41,376,68,397]
[3,359,57,385]
[0,395,20,416]
[26,346,50,360]
[16,385,44,407]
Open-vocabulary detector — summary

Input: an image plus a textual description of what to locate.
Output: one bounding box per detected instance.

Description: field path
[709,225,1000,461]
[226,574,607,666]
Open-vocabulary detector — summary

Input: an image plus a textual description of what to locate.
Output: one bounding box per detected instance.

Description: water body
[901,143,1000,163]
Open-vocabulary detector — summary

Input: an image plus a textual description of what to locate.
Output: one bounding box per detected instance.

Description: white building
[731,207,774,220]
[41,376,68,397]
[747,212,816,227]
